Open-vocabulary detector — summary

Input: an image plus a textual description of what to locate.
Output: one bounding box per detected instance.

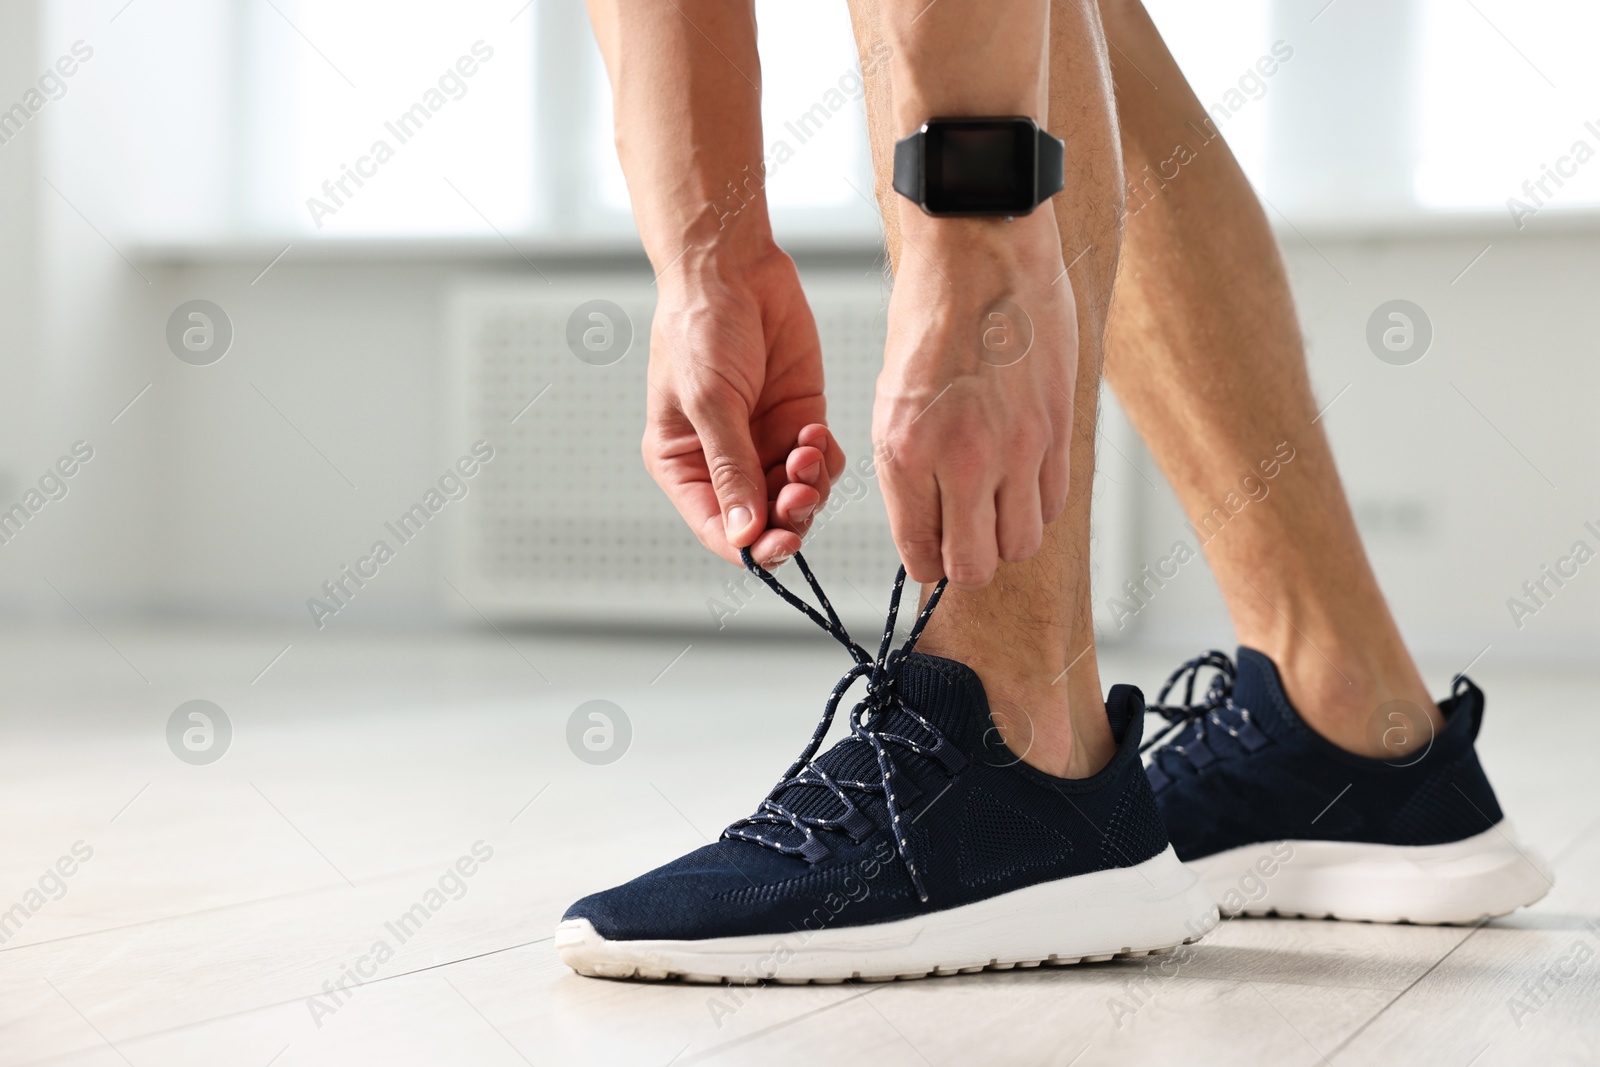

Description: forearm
[880,0,1048,126]
[877,0,1055,251]
[587,0,776,278]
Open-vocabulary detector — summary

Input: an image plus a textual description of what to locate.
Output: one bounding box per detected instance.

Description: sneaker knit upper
[564,653,1169,941]
[1148,647,1505,862]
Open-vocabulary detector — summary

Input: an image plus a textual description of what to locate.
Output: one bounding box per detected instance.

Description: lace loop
[1140,651,1266,775]
[725,549,949,902]
[1140,650,1236,754]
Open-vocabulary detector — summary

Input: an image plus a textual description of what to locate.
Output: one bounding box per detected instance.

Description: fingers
[684,393,768,550]
[766,426,838,542]
[996,473,1043,563]
[652,406,840,571]
[782,424,842,516]
[772,479,819,532]
[646,453,746,568]
[749,526,801,565]
[779,443,825,494]
[880,449,946,584]
[883,448,1042,589]
[744,448,822,567]
[786,443,825,488]
[670,416,837,569]
[939,472,1000,590]
[798,422,846,483]
[1038,430,1069,526]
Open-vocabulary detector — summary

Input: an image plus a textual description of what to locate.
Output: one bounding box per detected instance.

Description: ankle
[986,684,1116,779]
[1257,640,1442,760]
[917,633,1115,778]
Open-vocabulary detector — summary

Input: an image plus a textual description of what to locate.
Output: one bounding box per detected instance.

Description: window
[1413,0,1600,218]
[1143,0,1274,185]
[236,0,537,236]
[45,0,1600,245]
[587,0,876,240]
[43,0,536,242]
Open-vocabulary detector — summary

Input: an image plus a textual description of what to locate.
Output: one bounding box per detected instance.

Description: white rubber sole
[556,845,1218,984]
[1189,820,1554,925]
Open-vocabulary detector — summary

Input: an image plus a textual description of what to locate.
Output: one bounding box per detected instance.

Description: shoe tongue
[1230,647,1300,739]
[883,652,990,748]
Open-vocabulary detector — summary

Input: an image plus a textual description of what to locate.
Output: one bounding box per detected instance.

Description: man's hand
[646,247,846,567]
[873,211,1076,589]
[587,1,839,569]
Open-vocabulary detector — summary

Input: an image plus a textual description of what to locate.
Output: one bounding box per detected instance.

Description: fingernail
[769,550,794,565]
[799,460,820,482]
[727,506,753,535]
[792,503,816,524]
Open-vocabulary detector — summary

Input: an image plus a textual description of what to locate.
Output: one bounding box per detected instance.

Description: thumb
[687,398,767,548]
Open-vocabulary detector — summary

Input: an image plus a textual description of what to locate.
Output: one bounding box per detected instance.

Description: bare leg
[1096,0,1438,755]
[847,0,1124,778]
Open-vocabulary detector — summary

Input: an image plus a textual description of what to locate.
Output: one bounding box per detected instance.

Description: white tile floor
[1,625,1597,1066]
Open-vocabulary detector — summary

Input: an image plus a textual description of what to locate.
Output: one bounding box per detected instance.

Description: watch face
[923,118,1037,215]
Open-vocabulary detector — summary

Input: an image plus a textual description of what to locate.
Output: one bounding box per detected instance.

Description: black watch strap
[891,134,921,203]
[1035,127,1065,201]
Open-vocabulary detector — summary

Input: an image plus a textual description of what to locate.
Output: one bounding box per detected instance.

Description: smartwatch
[892,116,1064,218]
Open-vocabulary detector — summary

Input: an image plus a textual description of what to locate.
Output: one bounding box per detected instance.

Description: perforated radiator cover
[446,271,1137,636]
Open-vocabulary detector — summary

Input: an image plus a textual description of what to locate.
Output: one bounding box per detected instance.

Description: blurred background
[2,0,1598,664]
[6,2,1600,1062]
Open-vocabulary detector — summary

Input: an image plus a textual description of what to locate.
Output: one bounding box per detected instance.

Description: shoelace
[722,548,955,903]
[1140,650,1269,775]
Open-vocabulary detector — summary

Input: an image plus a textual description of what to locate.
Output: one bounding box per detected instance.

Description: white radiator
[446,270,1140,636]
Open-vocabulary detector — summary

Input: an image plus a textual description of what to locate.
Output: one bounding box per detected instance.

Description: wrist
[895,200,1063,266]
[645,212,780,295]
[653,233,789,304]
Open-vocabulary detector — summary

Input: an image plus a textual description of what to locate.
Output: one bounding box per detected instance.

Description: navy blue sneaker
[1142,648,1552,924]
[557,555,1216,983]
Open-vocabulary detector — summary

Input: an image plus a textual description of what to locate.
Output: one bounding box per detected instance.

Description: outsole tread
[1222,905,1517,926]
[565,935,1206,985]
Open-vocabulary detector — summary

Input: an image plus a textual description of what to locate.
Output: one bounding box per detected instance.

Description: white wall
[0,0,45,612]
[1130,224,1600,663]
[3,221,1592,670]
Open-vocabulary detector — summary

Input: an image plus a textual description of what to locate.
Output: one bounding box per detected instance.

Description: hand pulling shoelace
[1139,651,1269,774]
[722,548,955,902]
